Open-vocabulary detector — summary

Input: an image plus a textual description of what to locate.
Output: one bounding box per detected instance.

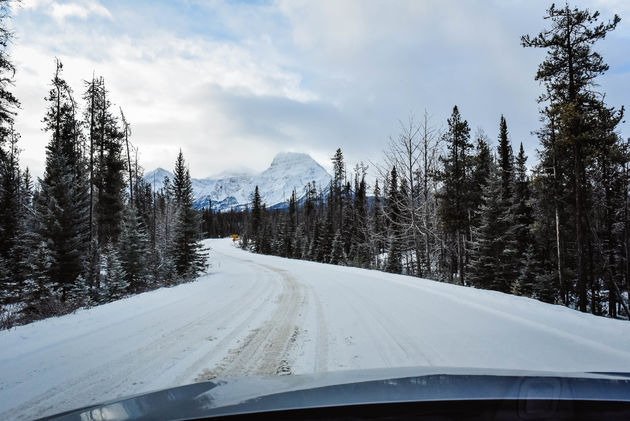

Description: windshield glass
[0,1,629,420]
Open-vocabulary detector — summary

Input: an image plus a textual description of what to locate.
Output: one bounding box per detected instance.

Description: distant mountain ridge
[145,152,332,212]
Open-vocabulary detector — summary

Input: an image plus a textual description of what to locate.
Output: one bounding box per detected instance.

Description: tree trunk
[89,78,95,249]
[551,117,566,305]
[98,80,106,245]
[575,142,587,312]
[457,229,464,285]
[121,109,133,203]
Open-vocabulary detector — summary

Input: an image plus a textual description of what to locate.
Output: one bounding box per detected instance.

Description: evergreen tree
[20,241,56,321]
[351,167,370,267]
[0,0,20,304]
[13,169,38,286]
[469,133,493,230]
[385,166,402,274]
[82,76,101,253]
[100,243,128,301]
[514,245,541,298]
[201,204,215,238]
[329,230,347,265]
[251,185,262,251]
[331,148,345,231]
[436,105,473,283]
[154,176,177,284]
[512,143,533,260]
[371,179,385,260]
[468,167,516,292]
[317,195,334,262]
[590,105,627,317]
[341,181,354,256]
[516,241,557,303]
[280,189,297,257]
[523,3,623,312]
[0,126,20,303]
[293,223,305,259]
[172,149,188,208]
[119,206,150,293]
[0,1,18,139]
[494,116,519,288]
[171,156,208,280]
[258,204,272,255]
[497,115,514,200]
[35,60,90,302]
[303,181,317,241]
[470,118,520,291]
[69,275,90,307]
[307,217,321,261]
[94,78,125,247]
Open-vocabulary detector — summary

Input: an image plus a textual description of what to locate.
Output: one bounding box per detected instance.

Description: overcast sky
[11,0,630,179]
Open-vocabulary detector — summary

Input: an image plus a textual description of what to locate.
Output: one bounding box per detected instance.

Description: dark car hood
[38,366,630,421]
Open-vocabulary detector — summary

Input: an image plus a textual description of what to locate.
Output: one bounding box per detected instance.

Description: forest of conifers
[223,4,630,319]
[0,1,207,328]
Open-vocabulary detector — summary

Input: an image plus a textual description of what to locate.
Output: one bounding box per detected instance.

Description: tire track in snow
[332,282,427,368]
[335,280,443,367]
[312,289,329,372]
[308,272,441,371]
[382,275,630,362]
[195,261,305,380]
[0,253,282,421]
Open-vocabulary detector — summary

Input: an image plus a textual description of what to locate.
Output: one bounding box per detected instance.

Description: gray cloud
[10,0,630,179]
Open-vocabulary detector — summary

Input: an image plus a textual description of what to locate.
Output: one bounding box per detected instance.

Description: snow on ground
[2,238,630,420]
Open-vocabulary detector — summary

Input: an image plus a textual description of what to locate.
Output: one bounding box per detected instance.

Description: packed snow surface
[145,152,331,211]
[2,238,630,420]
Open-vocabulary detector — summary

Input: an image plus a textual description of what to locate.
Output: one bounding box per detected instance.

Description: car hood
[38,366,630,421]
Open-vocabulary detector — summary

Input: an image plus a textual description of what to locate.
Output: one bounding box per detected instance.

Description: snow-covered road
[2,238,630,420]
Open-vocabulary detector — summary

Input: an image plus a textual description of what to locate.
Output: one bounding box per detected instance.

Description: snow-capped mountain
[145,152,331,212]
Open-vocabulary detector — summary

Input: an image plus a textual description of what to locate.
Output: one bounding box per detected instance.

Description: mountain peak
[270,152,318,168]
[144,168,174,191]
[145,167,172,178]
[145,152,331,212]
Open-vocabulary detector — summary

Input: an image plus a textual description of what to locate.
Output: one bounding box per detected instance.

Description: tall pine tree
[523,4,623,312]
[35,60,90,303]
[436,106,473,284]
[171,152,208,280]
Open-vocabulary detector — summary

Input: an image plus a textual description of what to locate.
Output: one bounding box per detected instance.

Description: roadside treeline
[0,4,207,328]
[237,4,629,318]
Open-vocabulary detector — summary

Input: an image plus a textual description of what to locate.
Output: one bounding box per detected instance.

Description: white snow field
[2,238,630,420]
